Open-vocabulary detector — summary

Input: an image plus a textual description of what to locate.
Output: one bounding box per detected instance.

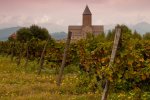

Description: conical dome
[83,5,92,15]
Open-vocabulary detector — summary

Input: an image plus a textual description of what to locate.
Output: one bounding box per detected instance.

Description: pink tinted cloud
[111,0,150,10]
[0,0,150,12]
[0,0,150,28]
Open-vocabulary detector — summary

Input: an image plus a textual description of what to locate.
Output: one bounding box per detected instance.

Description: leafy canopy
[16,25,50,42]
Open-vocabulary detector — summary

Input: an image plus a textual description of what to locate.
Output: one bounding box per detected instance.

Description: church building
[68,5,104,40]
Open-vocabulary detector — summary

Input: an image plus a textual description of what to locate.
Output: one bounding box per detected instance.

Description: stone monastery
[68,5,104,40]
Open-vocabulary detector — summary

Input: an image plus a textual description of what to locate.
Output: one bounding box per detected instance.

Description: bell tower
[68,5,104,40]
[83,5,92,26]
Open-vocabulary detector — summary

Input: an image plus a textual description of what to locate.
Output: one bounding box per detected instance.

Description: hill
[131,22,150,34]
[105,22,150,34]
[0,27,67,41]
[51,32,67,40]
[0,22,150,41]
[0,27,21,40]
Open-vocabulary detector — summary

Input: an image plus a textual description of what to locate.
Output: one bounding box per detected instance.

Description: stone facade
[68,5,104,40]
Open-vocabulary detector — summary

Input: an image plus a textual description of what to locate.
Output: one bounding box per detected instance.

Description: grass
[0,56,101,100]
[0,56,150,100]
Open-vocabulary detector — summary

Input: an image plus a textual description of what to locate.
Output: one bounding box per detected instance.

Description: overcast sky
[0,0,150,32]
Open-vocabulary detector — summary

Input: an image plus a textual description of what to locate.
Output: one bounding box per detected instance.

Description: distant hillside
[0,27,21,41]
[0,26,67,41]
[51,32,67,40]
[0,22,150,41]
[0,27,67,41]
[104,22,150,34]
[131,22,150,34]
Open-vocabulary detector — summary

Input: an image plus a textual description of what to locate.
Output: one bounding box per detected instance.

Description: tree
[106,30,115,41]
[30,25,49,40]
[143,32,150,40]
[133,30,142,40]
[95,32,106,42]
[119,24,132,34]
[16,27,33,42]
[16,25,51,42]
[8,36,15,41]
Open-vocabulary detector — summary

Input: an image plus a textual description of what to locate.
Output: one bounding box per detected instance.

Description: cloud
[0,16,14,24]
[0,0,150,30]
[34,15,52,24]
[0,15,53,28]
[108,0,150,11]
[56,19,65,25]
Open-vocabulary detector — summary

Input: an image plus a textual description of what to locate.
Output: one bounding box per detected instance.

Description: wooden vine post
[57,31,72,86]
[101,27,121,100]
[11,41,15,61]
[24,41,29,67]
[17,42,24,66]
[38,36,51,75]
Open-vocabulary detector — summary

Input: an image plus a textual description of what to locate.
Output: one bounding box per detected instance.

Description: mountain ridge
[0,27,21,40]
[0,22,150,41]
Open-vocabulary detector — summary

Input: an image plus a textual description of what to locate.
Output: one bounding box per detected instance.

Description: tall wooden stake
[101,28,121,100]
[38,36,50,75]
[57,32,72,86]
[24,42,29,67]
[17,42,23,66]
[11,41,15,61]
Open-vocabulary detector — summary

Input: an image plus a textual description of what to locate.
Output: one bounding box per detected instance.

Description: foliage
[76,25,150,93]
[15,25,50,42]
[106,30,115,41]
[143,32,150,40]
[0,56,150,100]
[8,36,16,41]
[30,25,50,40]
[133,30,142,40]
[16,27,33,42]
[0,24,150,99]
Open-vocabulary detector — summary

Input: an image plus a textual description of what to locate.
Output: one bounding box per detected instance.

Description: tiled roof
[68,26,82,30]
[92,25,104,31]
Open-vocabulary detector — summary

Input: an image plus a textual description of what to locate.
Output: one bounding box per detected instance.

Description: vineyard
[0,25,150,99]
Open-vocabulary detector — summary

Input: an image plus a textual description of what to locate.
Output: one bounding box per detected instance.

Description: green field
[0,56,150,100]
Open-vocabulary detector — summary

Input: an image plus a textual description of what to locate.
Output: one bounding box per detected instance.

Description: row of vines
[0,25,150,94]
